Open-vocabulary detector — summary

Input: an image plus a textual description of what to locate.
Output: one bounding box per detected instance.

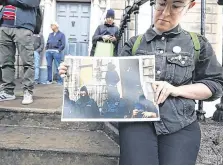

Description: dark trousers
[118,121,201,165]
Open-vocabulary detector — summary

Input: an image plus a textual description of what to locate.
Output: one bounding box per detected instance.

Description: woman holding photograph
[118,0,223,165]
[59,0,223,164]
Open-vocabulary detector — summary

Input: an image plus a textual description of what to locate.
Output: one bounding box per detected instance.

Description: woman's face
[153,0,195,32]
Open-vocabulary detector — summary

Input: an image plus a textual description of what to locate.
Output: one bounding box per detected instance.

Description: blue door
[56,2,91,56]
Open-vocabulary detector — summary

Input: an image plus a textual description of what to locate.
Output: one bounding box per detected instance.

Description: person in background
[33,33,44,84]
[90,9,119,57]
[45,21,65,85]
[105,62,120,101]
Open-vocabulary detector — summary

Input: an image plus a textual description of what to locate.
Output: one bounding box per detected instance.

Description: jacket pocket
[166,52,194,85]
[173,97,196,119]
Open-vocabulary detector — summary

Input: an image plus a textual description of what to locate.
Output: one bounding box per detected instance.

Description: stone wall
[181,0,222,64]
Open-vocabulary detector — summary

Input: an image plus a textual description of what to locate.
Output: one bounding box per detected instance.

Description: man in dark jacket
[0,0,40,105]
[90,9,119,56]
[45,21,65,85]
[74,86,100,119]
[33,33,44,84]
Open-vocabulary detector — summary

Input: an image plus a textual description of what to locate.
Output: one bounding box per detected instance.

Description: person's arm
[177,36,223,101]
[59,33,65,52]
[45,34,50,50]
[92,25,103,45]
[111,26,119,45]
[114,71,120,84]
[36,35,44,53]
[5,0,40,8]
[92,101,100,118]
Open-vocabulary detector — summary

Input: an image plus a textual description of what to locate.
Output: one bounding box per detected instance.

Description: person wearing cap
[74,86,100,118]
[90,9,119,56]
[45,22,65,85]
[0,0,40,105]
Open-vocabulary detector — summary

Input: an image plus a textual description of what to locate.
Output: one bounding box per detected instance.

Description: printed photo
[62,56,160,122]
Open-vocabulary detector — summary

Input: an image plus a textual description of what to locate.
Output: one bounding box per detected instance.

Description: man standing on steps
[45,22,65,85]
[0,0,40,104]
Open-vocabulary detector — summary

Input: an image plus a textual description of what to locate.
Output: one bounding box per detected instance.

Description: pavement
[0,79,64,113]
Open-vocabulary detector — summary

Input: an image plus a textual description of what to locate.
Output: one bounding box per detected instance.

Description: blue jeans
[45,50,63,83]
[34,51,40,81]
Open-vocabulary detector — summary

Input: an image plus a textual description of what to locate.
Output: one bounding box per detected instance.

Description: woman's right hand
[58,62,68,78]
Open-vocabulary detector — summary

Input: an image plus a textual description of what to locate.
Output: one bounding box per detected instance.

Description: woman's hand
[58,62,68,78]
[142,112,157,118]
[152,81,180,104]
[109,36,117,42]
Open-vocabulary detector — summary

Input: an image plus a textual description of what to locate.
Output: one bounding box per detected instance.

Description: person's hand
[58,62,68,78]
[142,112,157,118]
[152,81,180,105]
[109,36,117,42]
[132,109,139,117]
[102,35,111,41]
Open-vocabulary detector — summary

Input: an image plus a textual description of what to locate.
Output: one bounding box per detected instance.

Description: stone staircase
[0,109,119,165]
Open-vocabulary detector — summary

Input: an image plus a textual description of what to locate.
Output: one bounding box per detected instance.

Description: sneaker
[22,90,33,105]
[0,91,16,101]
[46,81,52,84]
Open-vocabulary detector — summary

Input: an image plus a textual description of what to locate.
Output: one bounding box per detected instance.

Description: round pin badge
[173,46,182,54]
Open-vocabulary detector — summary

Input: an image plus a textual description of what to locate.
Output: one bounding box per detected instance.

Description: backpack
[34,6,43,34]
[132,32,200,63]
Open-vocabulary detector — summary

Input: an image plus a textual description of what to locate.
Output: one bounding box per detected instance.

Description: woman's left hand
[152,81,180,104]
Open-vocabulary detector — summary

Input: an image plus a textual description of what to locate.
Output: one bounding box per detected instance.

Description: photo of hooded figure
[74,86,100,118]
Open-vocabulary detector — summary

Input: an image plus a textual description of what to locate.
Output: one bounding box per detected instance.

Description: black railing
[213,0,223,122]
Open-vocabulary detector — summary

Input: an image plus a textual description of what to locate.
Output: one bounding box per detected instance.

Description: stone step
[0,126,119,165]
[0,110,103,131]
